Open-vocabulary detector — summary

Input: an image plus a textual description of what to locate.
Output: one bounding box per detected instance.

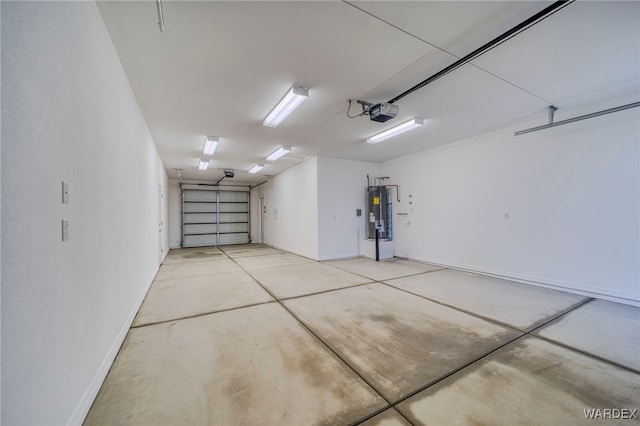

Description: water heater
[366,186,389,240]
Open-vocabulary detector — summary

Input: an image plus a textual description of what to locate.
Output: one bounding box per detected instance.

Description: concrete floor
[85,245,640,425]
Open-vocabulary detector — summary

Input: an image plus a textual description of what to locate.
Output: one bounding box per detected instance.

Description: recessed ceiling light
[366,117,425,144]
[265,145,292,161]
[203,136,218,155]
[198,159,210,170]
[263,85,308,128]
[248,164,264,174]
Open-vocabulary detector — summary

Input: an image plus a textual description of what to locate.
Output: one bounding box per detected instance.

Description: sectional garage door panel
[219,233,249,245]
[183,223,218,235]
[183,203,217,213]
[219,202,249,213]
[183,234,218,247]
[219,212,249,223]
[183,191,217,202]
[183,223,249,235]
[181,189,249,247]
[218,223,248,233]
[182,214,216,225]
[219,191,248,202]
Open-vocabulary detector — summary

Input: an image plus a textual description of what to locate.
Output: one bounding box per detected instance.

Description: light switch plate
[62,219,69,241]
[62,181,69,204]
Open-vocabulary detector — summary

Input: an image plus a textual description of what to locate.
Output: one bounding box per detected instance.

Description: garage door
[181,188,250,247]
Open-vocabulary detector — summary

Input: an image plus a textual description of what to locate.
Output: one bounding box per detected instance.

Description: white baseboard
[319,254,362,261]
[401,256,640,307]
[66,269,157,425]
[264,243,319,261]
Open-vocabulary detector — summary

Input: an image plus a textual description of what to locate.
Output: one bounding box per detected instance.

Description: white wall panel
[251,158,319,259]
[1,2,169,424]
[381,104,639,305]
[317,158,380,260]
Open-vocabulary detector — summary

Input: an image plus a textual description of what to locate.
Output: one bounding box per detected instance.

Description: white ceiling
[97,1,640,184]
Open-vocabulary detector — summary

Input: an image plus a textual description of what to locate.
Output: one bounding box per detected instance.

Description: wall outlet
[62,219,69,241]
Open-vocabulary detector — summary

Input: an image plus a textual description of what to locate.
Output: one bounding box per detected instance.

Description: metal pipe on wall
[155,0,165,33]
[514,102,640,136]
[250,179,270,190]
[384,185,400,202]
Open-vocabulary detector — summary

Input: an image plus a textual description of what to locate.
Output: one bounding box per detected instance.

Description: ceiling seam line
[385,0,574,104]
[358,51,437,101]
[342,0,556,106]
[467,63,555,105]
[447,1,576,107]
[342,0,460,59]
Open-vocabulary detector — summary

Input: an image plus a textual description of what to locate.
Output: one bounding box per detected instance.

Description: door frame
[259,196,265,244]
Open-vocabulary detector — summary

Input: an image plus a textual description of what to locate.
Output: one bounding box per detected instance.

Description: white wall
[251,158,319,259]
[0,2,3,422]
[317,157,379,260]
[1,2,169,424]
[381,105,639,305]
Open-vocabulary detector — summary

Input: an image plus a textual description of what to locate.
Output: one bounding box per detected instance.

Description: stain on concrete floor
[85,303,385,426]
[86,246,640,426]
[398,336,640,425]
[285,283,521,401]
[360,409,412,426]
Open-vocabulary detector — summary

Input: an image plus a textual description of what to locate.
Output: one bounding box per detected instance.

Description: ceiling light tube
[366,117,425,144]
[263,85,309,127]
[265,145,292,161]
[248,164,264,174]
[198,159,210,170]
[203,136,219,155]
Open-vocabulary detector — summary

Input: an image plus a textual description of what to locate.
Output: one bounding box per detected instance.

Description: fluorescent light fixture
[366,117,425,144]
[263,85,308,127]
[265,145,292,161]
[198,159,210,170]
[248,164,264,174]
[203,136,219,155]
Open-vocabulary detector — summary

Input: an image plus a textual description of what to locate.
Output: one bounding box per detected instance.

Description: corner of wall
[249,157,320,259]
[316,157,380,261]
[379,106,639,305]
